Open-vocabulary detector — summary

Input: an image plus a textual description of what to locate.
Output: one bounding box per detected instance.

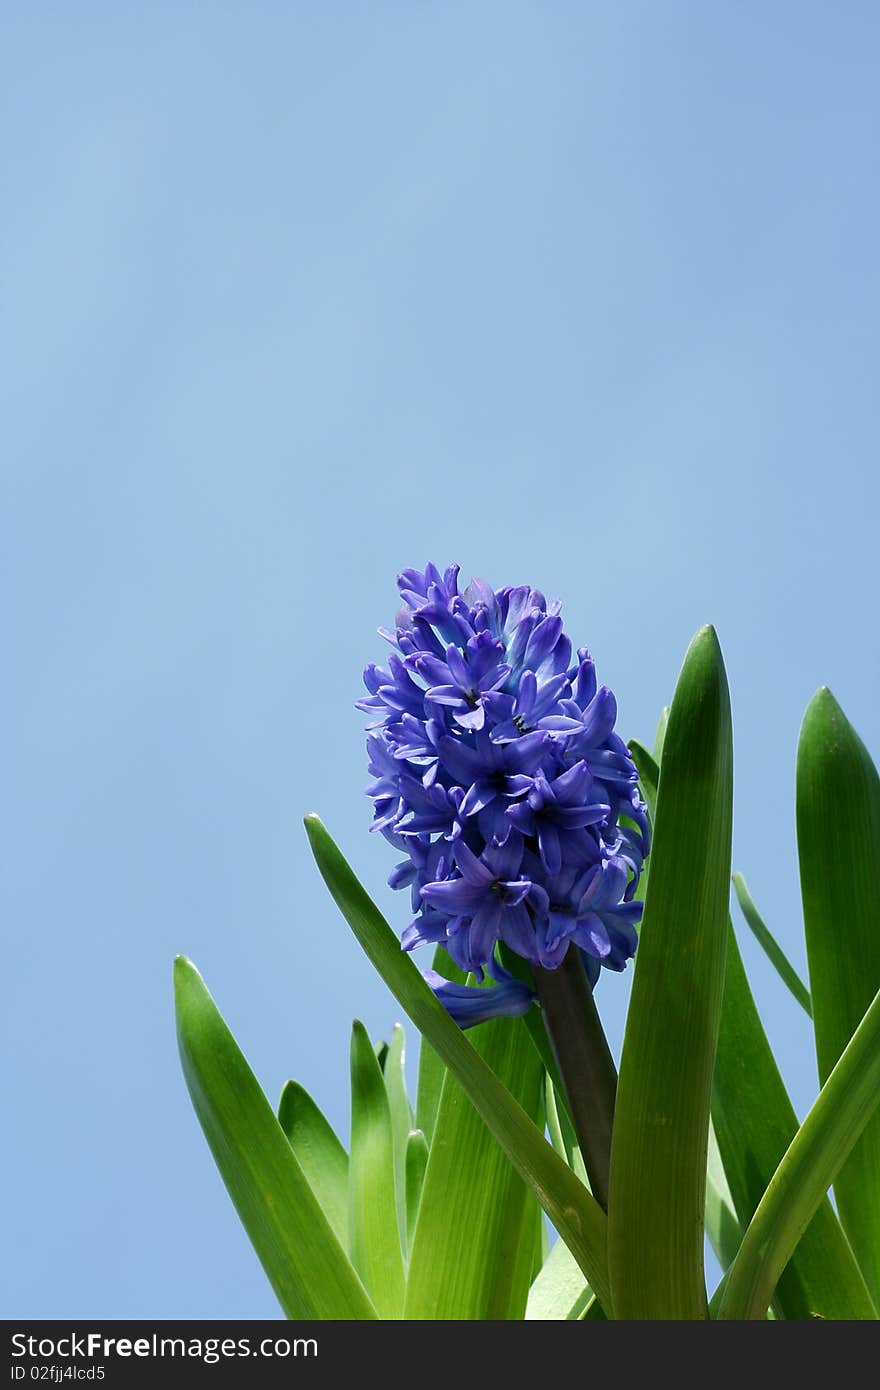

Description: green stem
[534,950,617,1210]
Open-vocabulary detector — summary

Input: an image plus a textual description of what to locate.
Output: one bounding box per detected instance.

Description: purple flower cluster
[359,564,650,1026]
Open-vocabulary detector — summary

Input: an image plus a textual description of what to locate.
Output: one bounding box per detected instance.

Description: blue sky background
[4,3,879,1317]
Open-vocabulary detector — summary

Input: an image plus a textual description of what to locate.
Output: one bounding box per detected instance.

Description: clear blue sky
[4,3,879,1318]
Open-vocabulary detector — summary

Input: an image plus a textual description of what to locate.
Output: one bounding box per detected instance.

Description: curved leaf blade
[277,1080,349,1252]
[609,626,732,1319]
[304,814,611,1310]
[349,1021,406,1318]
[719,983,880,1320]
[174,957,376,1320]
[797,687,880,1303]
[712,926,874,1318]
[732,872,812,1017]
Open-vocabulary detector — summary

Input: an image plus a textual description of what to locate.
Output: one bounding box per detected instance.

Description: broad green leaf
[277,1080,349,1251]
[634,739,759,1282]
[382,1023,413,1252]
[526,1236,592,1320]
[630,737,871,1316]
[349,1021,406,1318]
[405,1129,428,1249]
[609,626,732,1319]
[305,814,611,1309]
[719,983,880,1320]
[712,925,874,1318]
[174,957,376,1320]
[797,688,880,1303]
[405,998,543,1318]
[732,872,812,1017]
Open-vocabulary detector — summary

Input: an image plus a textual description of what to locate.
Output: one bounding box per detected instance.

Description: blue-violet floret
[358,564,650,1026]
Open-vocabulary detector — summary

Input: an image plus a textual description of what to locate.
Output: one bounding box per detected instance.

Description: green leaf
[653,705,669,763]
[628,740,658,805]
[732,872,812,1017]
[545,1074,567,1161]
[712,925,874,1318]
[277,1080,349,1252]
[627,738,657,908]
[704,1121,743,1273]
[415,1040,445,1147]
[630,756,749,1290]
[632,735,870,1316]
[797,687,880,1304]
[348,1021,406,1318]
[405,999,544,1318]
[517,1191,546,1294]
[405,1128,428,1249]
[174,957,376,1320]
[304,814,611,1310]
[609,626,733,1319]
[414,946,459,1146]
[526,1235,592,1320]
[382,1023,413,1253]
[718,983,880,1320]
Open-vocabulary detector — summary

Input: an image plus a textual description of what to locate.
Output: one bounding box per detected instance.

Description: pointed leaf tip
[609,623,732,1319]
[173,955,200,1005]
[800,685,845,738]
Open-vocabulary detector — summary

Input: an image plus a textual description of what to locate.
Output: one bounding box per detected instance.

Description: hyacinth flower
[175,563,880,1321]
[357,564,649,997]
[356,563,650,1207]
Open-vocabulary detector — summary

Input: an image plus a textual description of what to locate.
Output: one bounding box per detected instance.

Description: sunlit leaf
[174,957,376,1320]
[712,926,874,1318]
[609,627,732,1319]
[349,1021,406,1318]
[797,687,880,1304]
[719,984,880,1320]
[405,997,543,1318]
[732,872,811,1017]
[277,1080,349,1252]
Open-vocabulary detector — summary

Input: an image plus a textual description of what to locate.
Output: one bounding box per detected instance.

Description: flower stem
[533,950,617,1211]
